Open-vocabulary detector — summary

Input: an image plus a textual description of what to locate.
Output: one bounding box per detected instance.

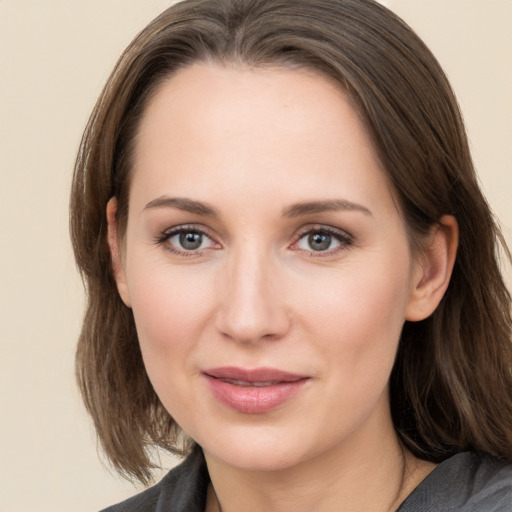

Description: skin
[108,63,458,511]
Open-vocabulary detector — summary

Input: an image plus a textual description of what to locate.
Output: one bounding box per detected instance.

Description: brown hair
[70,0,512,484]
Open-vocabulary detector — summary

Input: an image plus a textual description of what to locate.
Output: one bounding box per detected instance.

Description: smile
[203,367,310,414]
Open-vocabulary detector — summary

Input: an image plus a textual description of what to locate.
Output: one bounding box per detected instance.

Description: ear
[106,197,131,308]
[405,215,458,322]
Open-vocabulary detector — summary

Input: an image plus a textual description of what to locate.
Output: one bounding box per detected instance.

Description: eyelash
[155,225,219,257]
[155,224,353,257]
[291,225,353,257]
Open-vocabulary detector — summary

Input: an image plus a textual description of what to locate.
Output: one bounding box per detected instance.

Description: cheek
[298,252,412,367]
[126,263,222,424]
[312,255,408,302]
[126,258,217,373]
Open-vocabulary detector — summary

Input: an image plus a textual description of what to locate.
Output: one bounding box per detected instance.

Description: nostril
[215,300,291,344]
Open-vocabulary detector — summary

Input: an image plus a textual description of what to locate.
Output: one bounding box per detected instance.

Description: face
[111,63,429,473]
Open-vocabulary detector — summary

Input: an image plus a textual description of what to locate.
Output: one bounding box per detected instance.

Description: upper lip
[203,366,308,383]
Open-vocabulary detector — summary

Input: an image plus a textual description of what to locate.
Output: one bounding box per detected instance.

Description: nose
[215,246,291,344]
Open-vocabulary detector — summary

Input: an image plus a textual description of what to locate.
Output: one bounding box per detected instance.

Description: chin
[197,423,316,473]
[212,446,303,473]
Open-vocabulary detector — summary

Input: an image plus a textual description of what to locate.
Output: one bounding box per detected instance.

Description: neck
[204,418,434,512]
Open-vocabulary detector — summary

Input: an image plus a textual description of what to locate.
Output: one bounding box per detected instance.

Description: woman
[70,0,512,510]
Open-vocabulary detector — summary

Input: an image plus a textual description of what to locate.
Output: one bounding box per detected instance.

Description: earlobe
[106,197,132,308]
[405,215,458,322]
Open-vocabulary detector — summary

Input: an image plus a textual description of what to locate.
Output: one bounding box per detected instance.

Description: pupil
[309,233,331,251]
[180,232,202,250]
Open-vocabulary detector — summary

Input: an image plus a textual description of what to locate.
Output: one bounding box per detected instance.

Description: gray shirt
[101,449,512,511]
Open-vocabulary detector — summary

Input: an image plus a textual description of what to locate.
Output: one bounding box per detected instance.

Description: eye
[294,227,352,254]
[299,232,339,252]
[157,226,219,255]
[171,230,207,251]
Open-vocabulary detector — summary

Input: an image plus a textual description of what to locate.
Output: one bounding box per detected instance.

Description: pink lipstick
[203,367,309,414]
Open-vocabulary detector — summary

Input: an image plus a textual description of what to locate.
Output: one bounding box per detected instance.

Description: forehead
[130,62,397,219]
[135,63,356,153]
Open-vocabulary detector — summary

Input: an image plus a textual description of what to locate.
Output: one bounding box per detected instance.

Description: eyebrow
[282,199,372,217]
[143,196,372,218]
[144,196,219,216]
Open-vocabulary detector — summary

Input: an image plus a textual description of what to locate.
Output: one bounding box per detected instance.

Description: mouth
[203,367,310,414]
[216,378,285,387]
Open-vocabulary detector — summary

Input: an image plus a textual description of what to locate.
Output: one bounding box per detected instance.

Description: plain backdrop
[1,1,510,511]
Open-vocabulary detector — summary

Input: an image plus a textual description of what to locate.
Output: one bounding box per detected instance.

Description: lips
[203,367,309,414]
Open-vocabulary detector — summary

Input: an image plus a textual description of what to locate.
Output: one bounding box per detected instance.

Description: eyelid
[154,223,353,257]
[290,224,354,255]
[155,224,221,255]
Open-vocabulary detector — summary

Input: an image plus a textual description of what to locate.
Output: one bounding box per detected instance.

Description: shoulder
[99,481,161,512]
[99,448,209,512]
[398,452,512,512]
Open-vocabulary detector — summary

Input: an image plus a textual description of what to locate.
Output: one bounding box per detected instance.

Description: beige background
[1,1,510,511]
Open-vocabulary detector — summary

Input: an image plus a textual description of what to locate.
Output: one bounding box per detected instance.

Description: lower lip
[204,375,309,414]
